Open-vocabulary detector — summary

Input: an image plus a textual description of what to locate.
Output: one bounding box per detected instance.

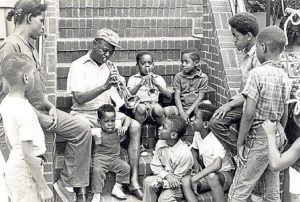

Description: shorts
[196,170,234,193]
[132,102,161,123]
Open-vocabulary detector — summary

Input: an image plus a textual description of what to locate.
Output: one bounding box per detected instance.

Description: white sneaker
[112,184,127,200]
[91,193,101,202]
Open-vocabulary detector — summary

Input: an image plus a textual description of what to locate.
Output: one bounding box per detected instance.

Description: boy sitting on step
[127,51,172,126]
[181,102,235,202]
[163,49,208,123]
[91,104,131,202]
[143,115,194,202]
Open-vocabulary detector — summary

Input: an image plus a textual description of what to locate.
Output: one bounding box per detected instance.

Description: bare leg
[181,175,198,202]
[207,173,226,202]
[128,119,141,189]
[134,104,147,125]
[152,104,165,125]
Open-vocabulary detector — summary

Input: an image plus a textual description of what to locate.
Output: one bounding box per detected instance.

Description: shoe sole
[111,193,127,200]
[53,182,72,202]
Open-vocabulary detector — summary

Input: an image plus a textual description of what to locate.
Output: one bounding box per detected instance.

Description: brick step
[59,0,202,18]
[59,17,200,38]
[57,37,201,63]
[56,61,184,90]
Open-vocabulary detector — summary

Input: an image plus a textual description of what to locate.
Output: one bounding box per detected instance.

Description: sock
[114,182,122,188]
[65,187,74,192]
[92,193,101,202]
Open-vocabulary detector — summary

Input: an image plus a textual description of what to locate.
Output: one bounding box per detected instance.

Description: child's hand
[193,162,202,173]
[40,186,54,202]
[212,103,232,119]
[118,126,128,137]
[165,174,181,188]
[262,120,277,136]
[152,180,164,193]
[152,76,159,87]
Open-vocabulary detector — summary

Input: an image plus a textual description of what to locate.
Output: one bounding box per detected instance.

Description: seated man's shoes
[53,179,76,202]
[129,185,144,200]
[112,185,127,200]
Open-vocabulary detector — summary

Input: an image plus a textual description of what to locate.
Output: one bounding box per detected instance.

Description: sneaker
[53,179,76,202]
[91,193,101,202]
[112,185,127,200]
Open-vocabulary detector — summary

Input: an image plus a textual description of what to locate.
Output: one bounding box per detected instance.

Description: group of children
[1,1,300,202]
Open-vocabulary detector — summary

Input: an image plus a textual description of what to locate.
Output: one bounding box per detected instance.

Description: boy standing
[0,53,53,202]
[228,26,291,202]
[128,51,171,125]
[143,115,194,202]
[91,104,131,202]
[209,13,260,156]
[182,103,235,202]
[163,49,208,123]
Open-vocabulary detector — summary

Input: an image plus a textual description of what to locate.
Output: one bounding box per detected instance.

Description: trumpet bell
[125,96,140,109]
[148,88,159,97]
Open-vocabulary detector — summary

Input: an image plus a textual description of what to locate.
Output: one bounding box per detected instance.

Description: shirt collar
[155,139,185,149]
[82,51,101,66]
[179,69,203,79]
[243,45,256,57]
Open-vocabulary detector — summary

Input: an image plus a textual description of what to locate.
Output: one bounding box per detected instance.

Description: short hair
[97,104,115,119]
[181,48,200,61]
[7,0,48,24]
[279,13,300,47]
[228,12,259,37]
[136,51,154,63]
[167,115,187,139]
[257,26,286,54]
[1,53,33,85]
[196,103,218,122]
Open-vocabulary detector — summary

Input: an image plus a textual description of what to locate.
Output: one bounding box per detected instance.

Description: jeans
[208,106,243,157]
[91,153,130,193]
[228,124,286,202]
[37,109,92,187]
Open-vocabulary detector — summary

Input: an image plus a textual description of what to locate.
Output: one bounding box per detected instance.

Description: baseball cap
[96,28,122,49]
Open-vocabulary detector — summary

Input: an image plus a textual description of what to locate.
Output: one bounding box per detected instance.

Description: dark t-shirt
[0,33,46,110]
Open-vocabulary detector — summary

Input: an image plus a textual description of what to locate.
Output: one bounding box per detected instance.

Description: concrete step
[57,37,201,63]
[59,17,199,38]
[59,0,202,18]
[56,61,183,90]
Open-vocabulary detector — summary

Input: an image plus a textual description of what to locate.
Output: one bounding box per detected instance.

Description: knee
[129,119,141,135]
[152,105,163,117]
[143,177,154,188]
[77,120,92,136]
[163,107,172,117]
[92,165,105,176]
[136,104,147,115]
[207,173,220,187]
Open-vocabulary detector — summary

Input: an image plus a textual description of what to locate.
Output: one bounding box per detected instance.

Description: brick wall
[201,0,241,106]
[43,0,60,186]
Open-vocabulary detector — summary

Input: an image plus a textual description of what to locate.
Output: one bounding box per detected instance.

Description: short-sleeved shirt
[0,33,46,110]
[67,52,124,111]
[242,62,291,127]
[192,131,235,172]
[173,70,208,110]
[127,73,167,103]
[239,45,261,89]
[0,96,46,161]
[92,130,120,157]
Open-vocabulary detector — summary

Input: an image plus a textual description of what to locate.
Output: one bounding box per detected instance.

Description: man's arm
[72,85,110,105]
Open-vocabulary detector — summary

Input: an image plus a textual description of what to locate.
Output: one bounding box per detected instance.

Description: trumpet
[106,60,140,109]
[145,67,159,97]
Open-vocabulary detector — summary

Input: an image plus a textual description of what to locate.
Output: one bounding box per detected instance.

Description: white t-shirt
[289,167,300,194]
[127,73,167,103]
[192,131,235,172]
[67,53,125,111]
[0,96,46,161]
